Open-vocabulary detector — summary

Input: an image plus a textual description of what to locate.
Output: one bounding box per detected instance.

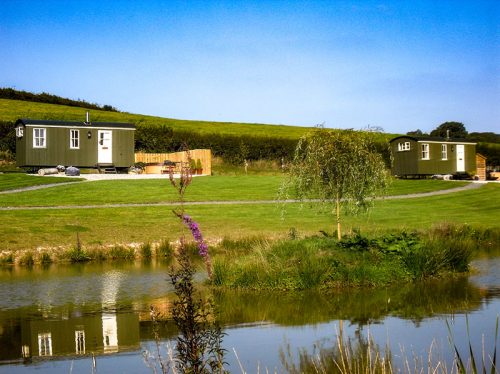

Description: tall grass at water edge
[211,224,499,290]
[1,223,497,272]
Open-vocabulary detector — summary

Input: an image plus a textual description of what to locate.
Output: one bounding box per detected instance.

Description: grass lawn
[0,175,469,207]
[0,182,498,251]
[0,173,83,192]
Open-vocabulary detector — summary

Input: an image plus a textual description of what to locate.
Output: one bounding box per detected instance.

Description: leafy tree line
[135,124,298,164]
[0,88,118,112]
[407,122,500,143]
[136,125,392,166]
[2,117,496,166]
[407,121,500,167]
[0,121,15,153]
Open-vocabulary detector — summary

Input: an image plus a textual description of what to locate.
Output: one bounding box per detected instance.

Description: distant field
[0,99,397,141]
[0,99,311,139]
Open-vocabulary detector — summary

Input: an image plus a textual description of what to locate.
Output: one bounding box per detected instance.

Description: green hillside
[0,98,398,141]
[0,98,315,139]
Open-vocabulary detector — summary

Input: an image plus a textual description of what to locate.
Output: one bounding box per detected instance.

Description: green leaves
[283,128,390,238]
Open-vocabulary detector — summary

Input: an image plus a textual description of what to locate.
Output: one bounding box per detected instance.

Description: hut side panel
[390,136,477,177]
[390,138,419,176]
[417,142,454,175]
[463,144,477,174]
[112,129,135,168]
[15,119,136,169]
[22,126,98,167]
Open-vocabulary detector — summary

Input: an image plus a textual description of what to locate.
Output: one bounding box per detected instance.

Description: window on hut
[421,143,429,160]
[33,128,46,148]
[70,129,80,149]
[398,142,410,151]
[441,144,447,160]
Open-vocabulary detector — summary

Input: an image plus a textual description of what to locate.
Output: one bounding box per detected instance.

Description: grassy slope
[0,175,469,206]
[0,98,397,142]
[1,99,311,139]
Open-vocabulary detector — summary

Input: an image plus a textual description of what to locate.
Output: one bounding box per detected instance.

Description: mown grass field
[0,175,497,251]
[0,174,468,206]
[0,173,82,192]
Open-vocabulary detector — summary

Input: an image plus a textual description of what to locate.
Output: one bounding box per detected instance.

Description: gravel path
[0,173,175,195]
[0,180,487,211]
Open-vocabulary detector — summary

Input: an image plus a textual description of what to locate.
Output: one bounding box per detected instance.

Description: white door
[456,144,465,172]
[98,130,112,163]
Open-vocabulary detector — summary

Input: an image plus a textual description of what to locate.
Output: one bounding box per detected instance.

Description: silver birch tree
[282,128,390,240]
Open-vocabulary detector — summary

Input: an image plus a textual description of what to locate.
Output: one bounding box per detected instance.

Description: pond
[0,256,498,373]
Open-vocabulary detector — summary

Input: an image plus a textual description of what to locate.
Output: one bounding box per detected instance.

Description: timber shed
[390,135,477,178]
[15,118,135,171]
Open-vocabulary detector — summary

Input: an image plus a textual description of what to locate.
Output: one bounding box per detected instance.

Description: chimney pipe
[85,111,90,124]
[446,129,450,140]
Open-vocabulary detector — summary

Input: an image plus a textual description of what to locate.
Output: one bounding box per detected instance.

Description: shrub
[66,247,91,263]
[40,252,52,264]
[156,239,173,258]
[0,253,14,265]
[212,259,230,286]
[0,121,15,155]
[19,251,34,266]
[88,248,106,262]
[109,245,135,260]
[140,242,152,259]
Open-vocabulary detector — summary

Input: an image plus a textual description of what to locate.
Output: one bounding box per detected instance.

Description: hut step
[96,164,117,174]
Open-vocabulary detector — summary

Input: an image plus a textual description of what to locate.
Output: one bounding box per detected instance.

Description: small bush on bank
[40,252,52,264]
[141,242,152,259]
[109,245,135,260]
[18,251,34,266]
[0,253,14,265]
[156,239,173,258]
[66,247,91,263]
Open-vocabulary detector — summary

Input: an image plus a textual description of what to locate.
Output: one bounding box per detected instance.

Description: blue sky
[1,0,498,134]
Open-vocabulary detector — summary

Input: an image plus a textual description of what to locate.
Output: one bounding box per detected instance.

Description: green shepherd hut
[390,135,477,178]
[15,115,135,172]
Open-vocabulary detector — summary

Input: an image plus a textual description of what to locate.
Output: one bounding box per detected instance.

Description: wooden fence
[476,153,486,181]
[135,149,212,175]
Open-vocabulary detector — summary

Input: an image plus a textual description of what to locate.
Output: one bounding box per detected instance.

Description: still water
[0,257,498,373]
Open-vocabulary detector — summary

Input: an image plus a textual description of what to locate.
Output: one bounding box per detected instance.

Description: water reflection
[213,276,483,327]
[0,257,498,369]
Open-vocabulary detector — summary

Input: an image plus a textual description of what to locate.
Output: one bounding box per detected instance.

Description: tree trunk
[336,193,342,240]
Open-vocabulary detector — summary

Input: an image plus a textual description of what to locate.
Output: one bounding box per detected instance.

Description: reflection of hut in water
[19,311,140,359]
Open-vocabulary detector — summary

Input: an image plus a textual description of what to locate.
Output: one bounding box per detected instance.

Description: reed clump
[211,225,498,290]
[156,239,174,259]
[18,251,34,266]
[140,242,153,259]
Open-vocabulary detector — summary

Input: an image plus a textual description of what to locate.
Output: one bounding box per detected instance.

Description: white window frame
[38,332,53,356]
[70,129,80,149]
[398,142,411,151]
[75,330,85,354]
[421,143,430,160]
[441,144,447,160]
[33,128,46,148]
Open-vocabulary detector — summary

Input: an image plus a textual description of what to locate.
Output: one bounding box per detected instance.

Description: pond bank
[2,224,498,289]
